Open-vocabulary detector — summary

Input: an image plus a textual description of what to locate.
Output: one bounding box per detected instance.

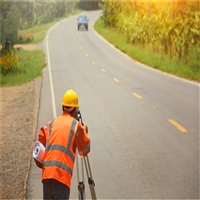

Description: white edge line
[92,17,199,87]
[46,34,57,118]
[45,18,70,118]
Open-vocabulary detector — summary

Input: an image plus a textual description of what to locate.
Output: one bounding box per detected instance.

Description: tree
[16,1,34,28]
[78,0,101,10]
[0,2,20,46]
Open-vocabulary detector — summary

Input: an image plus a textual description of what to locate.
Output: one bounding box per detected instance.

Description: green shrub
[18,33,34,43]
[0,50,46,86]
[0,50,20,75]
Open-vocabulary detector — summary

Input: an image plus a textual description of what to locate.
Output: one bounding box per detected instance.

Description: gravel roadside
[0,43,43,199]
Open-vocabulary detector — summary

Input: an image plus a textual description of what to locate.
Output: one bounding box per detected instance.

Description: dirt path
[14,43,43,51]
[0,43,43,199]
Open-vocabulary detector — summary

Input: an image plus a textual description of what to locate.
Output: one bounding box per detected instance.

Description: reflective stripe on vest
[45,118,56,148]
[44,118,77,170]
[43,160,73,176]
[45,144,75,162]
[79,143,90,154]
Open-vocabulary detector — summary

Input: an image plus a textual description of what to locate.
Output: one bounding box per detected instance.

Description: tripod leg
[76,150,85,200]
[76,150,79,186]
[83,156,97,200]
[81,156,86,199]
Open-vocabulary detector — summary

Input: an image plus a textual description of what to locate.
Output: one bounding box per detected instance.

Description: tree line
[0,0,101,47]
[100,0,199,62]
[0,0,101,76]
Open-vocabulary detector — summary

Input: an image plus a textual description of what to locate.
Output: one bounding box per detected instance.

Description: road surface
[27,10,199,199]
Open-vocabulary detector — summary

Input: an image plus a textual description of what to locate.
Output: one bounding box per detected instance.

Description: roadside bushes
[100,1,200,78]
[0,41,21,76]
[0,50,20,75]
[18,33,34,43]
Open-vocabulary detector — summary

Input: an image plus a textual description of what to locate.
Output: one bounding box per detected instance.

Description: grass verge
[18,9,83,44]
[94,18,199,82]
[1,9,84,87]
[0,50,46,87]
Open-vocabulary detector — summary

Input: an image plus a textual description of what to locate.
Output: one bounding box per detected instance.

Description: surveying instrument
[76,109,97,200]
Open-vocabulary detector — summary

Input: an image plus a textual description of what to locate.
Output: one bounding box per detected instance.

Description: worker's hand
[83,123,88,133]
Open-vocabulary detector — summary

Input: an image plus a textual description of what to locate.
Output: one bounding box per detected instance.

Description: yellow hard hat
[62,89,79,108]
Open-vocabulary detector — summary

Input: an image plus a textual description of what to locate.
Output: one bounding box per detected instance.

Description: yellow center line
[113,78,119,83]
[168,119,188,133]
[101,68,106,72]
[133,93,142,99]
[86,53,89,57]
[92,61,96,65]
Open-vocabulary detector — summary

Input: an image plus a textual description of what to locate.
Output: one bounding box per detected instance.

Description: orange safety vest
[37,113,90,188]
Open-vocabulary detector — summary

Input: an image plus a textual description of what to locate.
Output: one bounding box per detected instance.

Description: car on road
[77,15,89,31]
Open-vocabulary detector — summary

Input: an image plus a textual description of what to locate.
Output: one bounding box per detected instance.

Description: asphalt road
[27,10,199,199]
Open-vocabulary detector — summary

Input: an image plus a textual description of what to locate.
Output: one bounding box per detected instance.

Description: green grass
[94,18,200,82]
[0,9,84,87]
[0,50,46,86]
[19,23,53,44]
[19,9,84,44]
[2,10,199,87]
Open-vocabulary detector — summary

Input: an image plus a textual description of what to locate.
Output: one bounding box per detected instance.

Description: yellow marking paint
[168,119,188,133]
[101,68,106,72]
[80,46,83,50]
[92,61,96,65]
[113,78,119,83]
[133,93,142,99]
[86,53,89,57]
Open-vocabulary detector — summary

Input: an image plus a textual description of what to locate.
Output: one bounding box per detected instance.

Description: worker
[34,89,90,200]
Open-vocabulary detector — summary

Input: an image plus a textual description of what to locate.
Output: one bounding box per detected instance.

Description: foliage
[0,50,46,86]
[0,39,20,76]
[94,17,199,81]
[0,3,21,45]
[78,0,101,10]
[0,0,101,45]
[101,0,200,63]
[0,8,81,84]
[33,1,79,25]
[18,33,34,43]
[0,50,19,75]
[16,1,35,28]
[0,1,81,45]
[99,0,121,27]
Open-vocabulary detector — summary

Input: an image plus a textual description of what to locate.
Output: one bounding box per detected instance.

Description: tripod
[76,109,97,200]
